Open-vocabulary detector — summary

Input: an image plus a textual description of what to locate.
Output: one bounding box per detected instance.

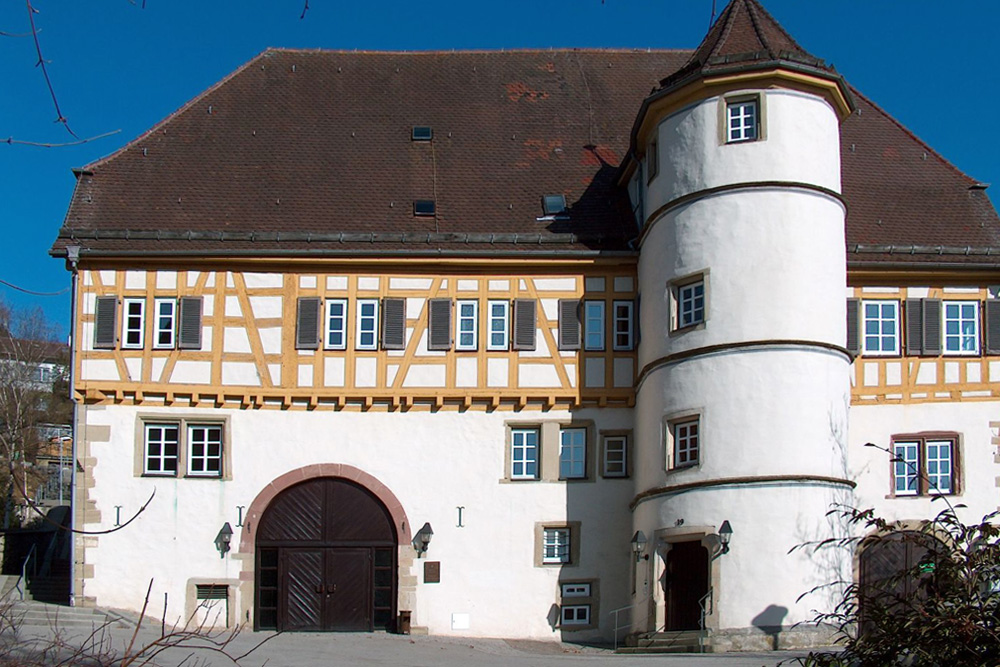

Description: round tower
[628,0,856,648]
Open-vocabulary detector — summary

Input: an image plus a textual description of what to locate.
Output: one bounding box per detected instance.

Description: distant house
[49,0,1000,650]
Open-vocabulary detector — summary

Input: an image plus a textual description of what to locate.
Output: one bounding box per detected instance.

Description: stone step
[618,629,710,654]
[10,601,132,629]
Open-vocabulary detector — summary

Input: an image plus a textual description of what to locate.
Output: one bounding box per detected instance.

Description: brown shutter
[922,299,942,355]
[512,299,536,351]
[905,299,923,356]
[846,298,860,355]
[427,298,452,350]
[93,296,117,349]
[177,297,203,349]
[295,297,321,350]
[558,299,581,350]
[985,300,1000,355]
[381,298,406,350]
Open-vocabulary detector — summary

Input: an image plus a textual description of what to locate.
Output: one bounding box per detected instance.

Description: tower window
[726,99,759,143]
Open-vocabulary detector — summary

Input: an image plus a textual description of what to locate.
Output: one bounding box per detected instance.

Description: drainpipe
[65,245,80,607]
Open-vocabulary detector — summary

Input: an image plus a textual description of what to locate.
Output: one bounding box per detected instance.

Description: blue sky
[2,0,998,337]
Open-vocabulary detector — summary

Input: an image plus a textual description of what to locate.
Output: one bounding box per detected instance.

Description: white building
[49,0,1000,651]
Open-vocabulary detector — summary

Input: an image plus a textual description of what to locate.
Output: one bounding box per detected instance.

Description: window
[542,194,566,216]
[413,200,436,216]
[122,298,145,349]
[676,280,705,329]
[584,301,605,351]
[561,583,590,597]
[559,428,586,479]
[144,423,178,476]
[613,301,634,350]
[487,301,509,350]
[325,299,348,350]
[943,301,979,354]
[142,420,226,479]
[456,300,478,351]
[411,126,432,141]
[727,99,758,143]
[602,435,628,478]
[672,418,699,468]
[153,298,177,349]
[561,605,590,625]
[356,299,379,350]
[893,436,957,496]
[862,300,899,355]
[646,138,658,182]
[187,424,223,477]
[511,428,539,480]
[542,528,570,564]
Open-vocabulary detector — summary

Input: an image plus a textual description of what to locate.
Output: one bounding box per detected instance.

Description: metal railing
[698,587,714,653]
[14,543,38,601]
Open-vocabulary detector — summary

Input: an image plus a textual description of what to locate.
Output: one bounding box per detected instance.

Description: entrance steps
[616,629,710,654]
[5,599,133,630]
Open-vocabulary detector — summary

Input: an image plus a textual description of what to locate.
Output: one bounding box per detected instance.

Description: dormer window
[542,194,566,216]
[414,199,436,216]
[411,126,433,141]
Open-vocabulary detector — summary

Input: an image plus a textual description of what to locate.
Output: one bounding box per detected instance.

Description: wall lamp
[215,522,233,558]
[631,530,648,562]
[712,520,733,560]
[412,522,434,558]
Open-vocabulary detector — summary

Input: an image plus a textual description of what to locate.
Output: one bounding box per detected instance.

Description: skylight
[542,194,567,215]
[414,200,436,216]
[412,126,433,141]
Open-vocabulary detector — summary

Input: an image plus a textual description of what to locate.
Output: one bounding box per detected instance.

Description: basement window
[413,200,436,216]
[542,194,566,215]
[411,126,433,141]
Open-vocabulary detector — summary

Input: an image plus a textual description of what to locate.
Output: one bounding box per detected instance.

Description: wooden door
[326,548,371,631]
[279,548,372,631]
[665,541,709,631]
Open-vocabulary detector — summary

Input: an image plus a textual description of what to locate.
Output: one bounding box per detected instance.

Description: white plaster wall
[647,90,841,209]
[81,405,635,640]
[849,401,1000,523]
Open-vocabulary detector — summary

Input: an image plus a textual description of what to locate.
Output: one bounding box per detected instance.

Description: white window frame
[925,440,953,495]
[325,299,348,350]
[676,281,705,329]
[559,428,587,480]
[603,435,628,478]
[612,301,634,351]
[560,604,591,626]
[862,300,900,356]
[487,300,509,351]
[144,423,179,476]
[152,298,177,350]
[122,298,146,349]
[942,300,980,355]
[356,299,379,351]
[893,441,919,496]
[672,418,700,468]
[456,300,479,351]
[727,99,758,143]
[584,300,605,351]
[511,428,539,480]
[893,437,956,497]
[561,583,591,597]
[187,424,223,478]
[542,527,571,564]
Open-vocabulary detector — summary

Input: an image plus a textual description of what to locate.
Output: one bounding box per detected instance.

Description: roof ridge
[80,49,273,173]
[266,47,694,56]
[745,0,807,57]
[848,85,979,188]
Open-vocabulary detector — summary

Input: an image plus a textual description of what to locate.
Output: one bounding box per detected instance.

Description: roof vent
[412,126,433,141]
[414,200,436,216]
[542,194,567,215]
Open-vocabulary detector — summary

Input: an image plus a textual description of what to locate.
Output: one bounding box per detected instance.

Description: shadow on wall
[752,604,788,650]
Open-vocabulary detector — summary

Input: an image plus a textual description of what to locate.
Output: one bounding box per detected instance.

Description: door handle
[327,584,337,594]
[315,584,323,594]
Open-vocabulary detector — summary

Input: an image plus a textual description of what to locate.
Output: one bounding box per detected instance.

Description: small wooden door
[665,541,709,631]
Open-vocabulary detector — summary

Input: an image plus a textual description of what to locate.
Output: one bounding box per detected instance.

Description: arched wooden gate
[254,477,397,632]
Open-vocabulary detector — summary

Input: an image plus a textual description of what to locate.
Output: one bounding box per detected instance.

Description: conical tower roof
[657,0,834,93]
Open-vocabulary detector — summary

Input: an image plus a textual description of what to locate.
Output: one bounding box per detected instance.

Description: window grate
[196,584,228,600]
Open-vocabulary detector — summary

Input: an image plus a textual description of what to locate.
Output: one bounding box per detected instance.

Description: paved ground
[11,623,814,666]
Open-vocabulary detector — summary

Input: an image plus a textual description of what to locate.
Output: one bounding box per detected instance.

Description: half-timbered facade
[50,0,1000,651]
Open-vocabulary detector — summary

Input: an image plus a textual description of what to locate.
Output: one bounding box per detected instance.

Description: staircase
[25,559,70,605]
[6,599,131,630]
[616,629,709,654]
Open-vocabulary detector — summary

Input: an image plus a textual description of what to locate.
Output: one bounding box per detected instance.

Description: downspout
[65,245,80,607]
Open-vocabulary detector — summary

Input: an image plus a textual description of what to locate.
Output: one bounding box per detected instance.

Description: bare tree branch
[0,29,33,37]
[4,129,122,148]
[25,0,78,138]
[300,1,309,19]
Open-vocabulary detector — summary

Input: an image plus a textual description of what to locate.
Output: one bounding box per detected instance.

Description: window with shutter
[584,301,605,351]
[381,298,406,350]
[846,298,860,355]
[985,300,1000,355]
[295,297,321,350]
[921,299,942,355]
[324,299,348,350]
[455,300,478,351]
[905,299,923,356]
[558,299,581,350]
[177,297,203,349]
[93,296,117,349]
[427,299,452,350]
[612,301,634,351]
[121,298,145,349]
[356,299,379,350]
[512,299,536,351]
[487,301,510,351]
[153,298,177,349]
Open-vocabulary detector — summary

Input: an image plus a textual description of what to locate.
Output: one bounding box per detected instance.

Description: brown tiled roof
[51,45,999,267]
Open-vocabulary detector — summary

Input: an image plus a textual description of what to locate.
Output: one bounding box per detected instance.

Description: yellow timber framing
[74,258,638,412]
